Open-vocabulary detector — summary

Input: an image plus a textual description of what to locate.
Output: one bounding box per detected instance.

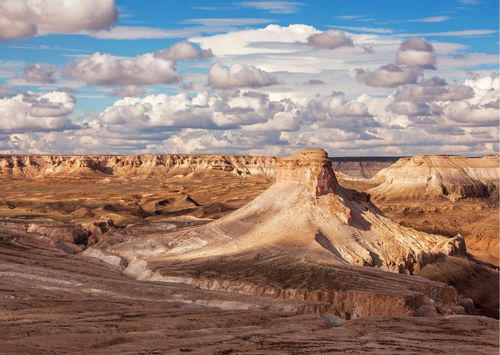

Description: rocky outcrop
[86,148,469,319]
[331,158,397,179]
[0,154,277,178]
[370,155,500,201]
[0,153,399,180]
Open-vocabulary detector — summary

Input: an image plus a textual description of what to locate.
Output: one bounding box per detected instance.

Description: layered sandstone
[86,149,469,318]
[369,155,500,201]
[0,153,397,180]
[0,154,277,178]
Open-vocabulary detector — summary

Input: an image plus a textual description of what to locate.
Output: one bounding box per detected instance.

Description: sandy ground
[0,171,273,225]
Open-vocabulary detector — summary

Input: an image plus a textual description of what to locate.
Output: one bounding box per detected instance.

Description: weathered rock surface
[1,223,497,354]
[87,149,469,319]
[0,153,397,181]
[0,154,277,178]
[369,155,499,201]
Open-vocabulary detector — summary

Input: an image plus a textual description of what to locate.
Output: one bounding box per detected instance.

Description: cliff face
[0,154,277,178]
[331,159,397,179]
[276,150,337,196]
[0,154,396,180]
[370,155,500,201]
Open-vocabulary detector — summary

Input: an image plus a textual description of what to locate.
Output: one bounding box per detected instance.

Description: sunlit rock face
[370,155,500,201]
[276,149,337,196]
[0,154,277,178]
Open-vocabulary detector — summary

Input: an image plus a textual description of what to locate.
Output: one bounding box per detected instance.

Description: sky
[0,0,498,156]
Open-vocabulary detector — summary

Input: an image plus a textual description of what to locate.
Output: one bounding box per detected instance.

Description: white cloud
[394,77,474,102]
[154,41,213,61]
[0,91,76,133]
[208,63,278,89]
[396,38,436,69]
[109,85,146,97]
[443,101,499,126]
[356,64,421,87]
[408,16,450,23]
[307,30,353,49]
[191,24,320,57]
[3,75,498,156]
[0,0,117,40]
[183,18,272,26]
[63,52,180,85]
[23,63,57,83]
[88,26,202,40]
[400,29,497,37]
[464,73,499,105]
[387,101,431,116]
[329,25,393,34]
[237,1,304,14]
[96,91,295,131]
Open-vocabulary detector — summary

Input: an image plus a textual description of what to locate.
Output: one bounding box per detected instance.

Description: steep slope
[369,155,499,201]
[86,149,468,318]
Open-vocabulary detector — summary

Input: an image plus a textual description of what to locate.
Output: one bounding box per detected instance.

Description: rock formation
[86,149,469,319]
[0,153,396,180]
[331,157,397,179]
[369,155,499,201]
[0,154,277,178]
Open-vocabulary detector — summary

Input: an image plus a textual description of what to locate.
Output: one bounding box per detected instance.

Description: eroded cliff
[0,154,277,178]
[370,155,500,201]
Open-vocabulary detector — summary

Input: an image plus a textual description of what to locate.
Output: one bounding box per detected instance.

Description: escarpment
[0,154,277,178]
[369,155,500,201]
[86,149,470,319]
[0,154,397,180]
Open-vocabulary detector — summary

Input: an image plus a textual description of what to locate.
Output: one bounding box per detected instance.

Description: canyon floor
[0,157,498,354]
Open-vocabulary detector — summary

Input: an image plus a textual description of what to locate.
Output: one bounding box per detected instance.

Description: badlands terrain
[0,150,498,353]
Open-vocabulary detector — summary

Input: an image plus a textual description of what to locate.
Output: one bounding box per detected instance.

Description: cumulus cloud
[95,91,297,132]
[0,91,76,133]
[63,52,180,85]
[383,74,499,128]
[464,74,499,105]
[307,30,353,49]
[394,77,474,102]
[154,41,213,61]
[160,129,278,154]
[355,64,421,87]
[298,91,379,137]
[396,38,436,69]
[23,63,57,83]
[387,101,431,116]
[109,85,146,97]
[0,0,117,40]
[208,63,278,89]
[443,101,499,126]
[191,24,320,57]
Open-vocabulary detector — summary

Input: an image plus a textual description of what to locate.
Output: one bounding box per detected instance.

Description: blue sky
[0,0,498,155]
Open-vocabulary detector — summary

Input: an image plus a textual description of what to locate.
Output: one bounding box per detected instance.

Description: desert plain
[0,150,498,354]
